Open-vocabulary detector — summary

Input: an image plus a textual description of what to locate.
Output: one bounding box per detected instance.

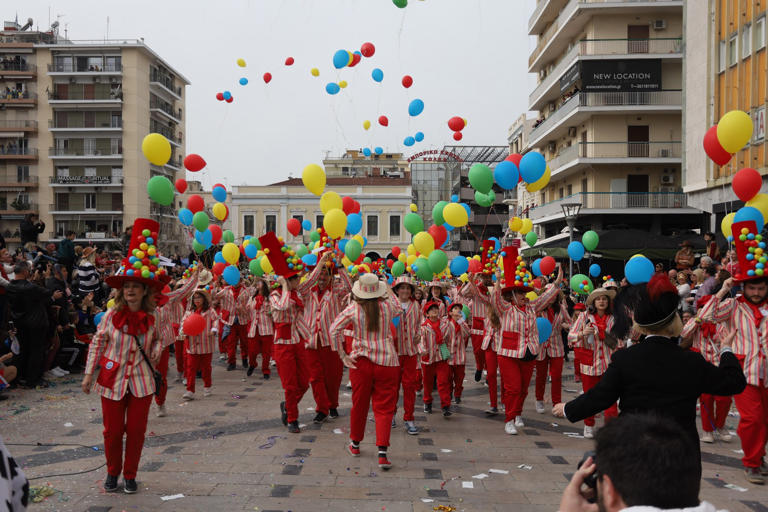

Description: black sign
[559,63,580,93]
[580,59,661,92]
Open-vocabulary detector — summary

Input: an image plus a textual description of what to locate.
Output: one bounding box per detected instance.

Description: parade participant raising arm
[391,275,423,435]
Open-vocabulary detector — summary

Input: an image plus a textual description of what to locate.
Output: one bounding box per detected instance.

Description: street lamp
[561,202,582,279]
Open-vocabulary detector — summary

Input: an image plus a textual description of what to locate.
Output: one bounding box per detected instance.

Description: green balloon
[192,211,209,232]
[570,273,592,295]
[393,0,407,7]
[147,175,174,206]
[249,238,261,250]
[582,230,599,252]
[488,190,496,203]
[250,257,264,276]
[222,230,235,243]
[462,304,471,320]
[432,201,448,225]
[192,240,205,254]
[468,163,493,194]
[345,239,362,261]
[427,249,448,274]
[310,230,321,242]
[525,231,538,247]
[414,256,433,281]
[404,212,424,236]
[296,244,309,258]
[391,261,405,277]
[474,190,493,207]
[363,257,372,264]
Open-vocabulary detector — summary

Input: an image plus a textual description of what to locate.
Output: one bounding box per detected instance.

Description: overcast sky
[21,0,535,188]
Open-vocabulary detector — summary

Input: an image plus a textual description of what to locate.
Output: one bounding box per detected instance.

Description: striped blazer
[448,317,470,366]
[490,283,560,359]
[712,296,768,386]
[567,312,618,377]
[329,295,402,367]
[537,303,571,360]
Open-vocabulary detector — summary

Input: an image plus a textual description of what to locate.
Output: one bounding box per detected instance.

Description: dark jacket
[57,238,75,261]
[6,278,52,329]
[19,219,44,245]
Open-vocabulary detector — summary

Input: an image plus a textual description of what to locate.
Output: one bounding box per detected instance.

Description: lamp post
[561,202,582,280]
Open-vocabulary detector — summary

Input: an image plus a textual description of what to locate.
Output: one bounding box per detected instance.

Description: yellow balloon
[363,120,371,131]
[472,255,481,261]
[721,212,736,239]
[463,118,468,127]
[257,250,265,259]
[630,254,645,259]
[398,253,407,263]
[342,256,352,266]
[302,163,326,196]
[746,194,768,221]
[459,273,469,283]
[407,254,417,266]
[320,191,343,214]
[520,218,533,235]
[410,203,418,212]
[509,217,523,232]
[107,299,115,309]
[339,80,348,89]
[323,208,347,239]
[236,58,246,67]
[526,166,551,193]
[407,244,416,256]
[413,231,435,256]
[222,243,239,265]
[260,256,273,274]
[443,203,468,227]
[212,202,227,221]
[353,234,365,247]
[717,110,753,153]
[311,67,319,77]
[141,133,171,166]
[525,291,538,301]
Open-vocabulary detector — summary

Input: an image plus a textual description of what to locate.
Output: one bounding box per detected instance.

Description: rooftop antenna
[105,16,109,40]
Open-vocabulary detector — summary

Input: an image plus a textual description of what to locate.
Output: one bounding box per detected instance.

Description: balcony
[150,125,183,146]
[49,147,123,160]
[48,92,122,106]
[469,213,506,226]
[528,191,691,222]
[0,62,36,78]
[0,201,38,217]
[548,141,682,178]
[150,205,177,218]
[48,63,122,74]
[459,240,476,253]
[0,147,38,160]
[0,120,38,132]
[49,203,123,216]
[49,175,124,186]
[0,91,36,106]
[0,175,38,188]
[529,90,682,145]
[149,70,182,100]
[150,96,182,124]
[529,0,569,34]
[49,119,123,132]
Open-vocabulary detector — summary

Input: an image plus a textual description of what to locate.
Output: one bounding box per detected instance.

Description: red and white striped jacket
[246,295,274,338]
[85,308,160,400]
[490,283,560,359]
[460,282,491,337]
[329,295,402,367]
[304,272,353,349]
[219,284,252,326]
[157,275,200,348]
[567,312,618,376]
[481,322,499,351]
[537,302,571,360]
[180,308,220,354]
[681,299,726,365]
[269,265,324,345]
[711,296,768,385]
[395,299,423,356]
[419,317,453,365]
[448,317,470,365]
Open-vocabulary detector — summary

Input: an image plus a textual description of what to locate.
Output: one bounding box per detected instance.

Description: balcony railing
[0,202,38,213]
[528,191,688,220]
[150,98,182,122]
[49,147,123,157]
[0,147,38,157]
[48,63,122,73]
[578,141,682,159]
[49,119,123,129]
[0,175,38,186]
[0,91,36,101]
[0,62,36,72]
[530,43,580,105]
[0,120,38,130]
[48,92,122,101]
[580,38,682,55]
[149,71,182,97]
[50,175,123,185]
[49,203,123,213]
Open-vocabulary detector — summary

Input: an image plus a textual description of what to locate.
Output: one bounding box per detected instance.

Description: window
[366,215,379,237]
[265,214,276,234]
[718,40,726,72]
[85,193,96,209]
[84,167,96,177]
[316,215,324,229]
[342,166,350,176]
[757,17,766,50]
[16,165,29,182]
[567,184,573,196]
[559,187,564,199]
[243,215,254,236]
[389,215,401,237]
[742,24,752,58]
[57,167,69,177]
[581,178,588,193]
[55,221,68,237]
[111,193,122,211]
[56,193,69,210]
[729,34,738,66]
[292,214,303,225]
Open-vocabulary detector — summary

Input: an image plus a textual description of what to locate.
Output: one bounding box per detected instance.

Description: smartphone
[7,320,14,330]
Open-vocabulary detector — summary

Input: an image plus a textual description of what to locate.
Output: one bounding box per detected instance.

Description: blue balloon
[195,229,213,248]
[245,244,258,259]
[532,258,542,277]
[450,256,469,275]
[461,203,471,218]
[214,252,225,264]
[567,241,585,262]
[326,82,340,95]
[347,213,363,234]
[734,206,765,230]
[625,256,655,285]
[494,160,520,190]
[488,237,500,252]
[374,147,383,155]
[302,219,312,231]
[442,231,450,248]
[212,186,227,202]
[404,136,415,147]
[239,77,248,86]
[451,194,459,202]
[222,90,232,100]
[333,49,349,69]
[589,263,601,277]
[222,265,240,286]
[443,222,454,232]
[94,312,105,327]
[363,236,368,247]
[536,317,553,344]
[178,208,193,226]
[363,147,372,157]
[392,316,401,328]
[301,254,318,266]
[408,99,424,116]
[371,68,384,82]
[338,239,348,252]
[519,151,547,183]
[414,131,424,142]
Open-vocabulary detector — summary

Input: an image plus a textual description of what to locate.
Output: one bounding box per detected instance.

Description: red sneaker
[378,456,392,470]
[347,443,361,457]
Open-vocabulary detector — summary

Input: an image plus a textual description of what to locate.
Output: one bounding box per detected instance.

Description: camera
[577,450,598,502]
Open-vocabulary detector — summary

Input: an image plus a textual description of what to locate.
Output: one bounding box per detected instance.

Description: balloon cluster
[531,256,556,277]
[721,166,767,241]
[703,110,754,166]
[127,228,166,280]
[567,230,600,263]
[569,274,593,295]
[738,228,767,277]
[508,255,533,289]
[447,116,466,141]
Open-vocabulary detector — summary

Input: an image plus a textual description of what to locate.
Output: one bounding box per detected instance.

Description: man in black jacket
[6,261,62,387]
[19,213,45,247]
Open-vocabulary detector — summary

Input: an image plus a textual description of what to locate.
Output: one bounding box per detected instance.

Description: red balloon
[349,53,362,67]
[402,75,413,88]
[212,262,226,276]
[468,258,482,273]
[539,256,556,276]
[428,224,447,249]
[225,97,234,103]
[391,246,401,258]
[387,259,394,269]
[184,154,207,172]
[703,125,732,166]
[187,194,205,213]
[448,116,464,132]
[732,167,762,202]
[342,196,355,215]
[287,218,302,236]
[222,204,229,222]
[360,42,375,57]
[175,178,187,194]
[285,57,294,66]
[263,72,272,83]
[215,92,224,101]
[209,225,222,246]
[506,153,523,167]
[183,312,206,336]
[352,200,361,214]
[533,278,542,289]
[378,115,389,127]
[453,131,463,141]
[212,182,225,190]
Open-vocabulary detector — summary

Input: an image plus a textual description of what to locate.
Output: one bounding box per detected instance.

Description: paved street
[3,357,767,512]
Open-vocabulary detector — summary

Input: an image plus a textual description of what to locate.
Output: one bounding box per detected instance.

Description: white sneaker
[701,431,714,443]
[156,404,167,417]
[182,391,195,400]
[219,354,227,361]
[716,428,732,442]
[52,366,70,376]
[535,401,546,414]
[44,371,59,379]
[504,421,518,435]
[50,368,66,377]
[515,416,525,428]
[583,426,594,439]
[203,387,212,397]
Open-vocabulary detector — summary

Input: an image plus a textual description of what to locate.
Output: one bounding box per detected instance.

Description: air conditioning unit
[547,142,557,153]
[568,127,577,137]
[661,175,674,184]
[659,149,671,157]
[653,19,666,30]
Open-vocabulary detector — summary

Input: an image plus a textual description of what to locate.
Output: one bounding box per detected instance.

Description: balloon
[402,75,413,88]
[301,254,317,267]
[519,218,533,235]
[192,211,209,232]
[509,217,523,232]
[295,244,309,258]
[287,218,302,236]
[372,68,384,82]
[404,212,424,235]
[239,77,248,86]
[570,273,593,294]
[320,191,343,214]
[392,246,401,258]
[300,219,312,231]
[734,206,765,230]
[404,136,415,147]
[507,153,523,167]
[147,175,174,206]
[192,240,205,254]
[413,231,435,256]
[468,164,493,193]
[408,99,424,116]
[225,96,234,103]
[448,116,464,131]
[222,265,240,286]
[284,56,294,66]
[263,72,272,84]
[432,201,448,225]
[733,167,762,202]
[580,231,599,253]
[525,231,538,247]
[746,193,768,221]
[567,241,585,262]
[333,49,349,69]
[178,208,193,226]
[391,260,405,277]
[141,133,171,166]
[531,258,542,276]
[378,116,388,127]
[625,256,655,285]
[450,256,469,276]
[475,191,493,207]
[212,202,227,221]
[183,313,206,336]
[526,166,551,193]
[494,160,519,190]
[428,250,448,273]
[443,203,468,227]
[221,230,234,244]
[589,263,601,277]
[206,225,221,246]
[519,151,547,183]
[210,186,225,203]
[363,147,372,157]
[174,178,188,194]
[536,317,553,344]
[453,131,463,141]
[310,230,321,242]
[302,164,326,196]
[215,92,224,101]
[187,194,204,213]
[323,208,347,239]
[717,110,753,153]
[414,257,432,281]
[703,125,732,166]
[347,213,363,235]
[428,224,447,248]
[393,0,408,6]
[326,82,340,95]
[214,251,225,264]
[339,196,354,215]
[183,154,206,172]
[720,212,736,238]
[260,256,273,274]
[363,120,371,131]
[236,58,247,67]
[540,256,556,275]
[409,203,418,212]
[361,42,375,57]
[414,131,424,142]
[245,244,258,259]
[311,67,320,77]
[250,258,264,276]
[222,243,239,265]
[345,239,362,261]
[374,147,383,155]
[222,91,232,101]
[339,80,348,89]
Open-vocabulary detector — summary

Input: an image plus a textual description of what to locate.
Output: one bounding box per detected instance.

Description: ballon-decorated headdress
[106,218,169,291]
[258,231,305,279]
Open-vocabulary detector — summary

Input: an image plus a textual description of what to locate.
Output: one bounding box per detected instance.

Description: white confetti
[732,449,744,454]
[333,428,343,434]
[551,423,559,427]
[298,423,307,429]
[306,407,315,411]
[462,481,474,489]
[723,484,748,492]
[440,449,453,453]
[161,494,185,501]
[343,392,351,397]
[488,469,509,474]
[421,499,434,503]
[517,464,533,470]
[64,422,74,427]
[472,473,489,479]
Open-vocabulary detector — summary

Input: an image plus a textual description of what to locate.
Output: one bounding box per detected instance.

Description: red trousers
[173,340,185,374]
[573,354,582,381]
[185,352,212,393]
[498,356,535,422]
[349,357,400,447]
[226,323,249,365]
[273,343,310,423]
[154,347,170,406]
[422,360,451,409]
[450,364,465,399]
[700,394,732,432]
[247,334,273,375]
[101,392,153,479]
[733,382,768,468]
[306,345,344,414]
[535,356,563,405]
[581,373,618,426]
[470,333,486,372]
[485,349,499,408]
[397,355,419,421]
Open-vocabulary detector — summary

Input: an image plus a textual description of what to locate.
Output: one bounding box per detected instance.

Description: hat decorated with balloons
[731,220,768,282]
[258,231,305,279]
[499,246,534,293]
[106,218,169,291]
[480,240,499,275]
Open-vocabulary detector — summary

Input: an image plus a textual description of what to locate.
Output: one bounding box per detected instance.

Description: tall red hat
[480,240,495,275]
[106,218,169,291]
[258,231,305,279]
[732,220,766,282]
[499,245,534,293]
